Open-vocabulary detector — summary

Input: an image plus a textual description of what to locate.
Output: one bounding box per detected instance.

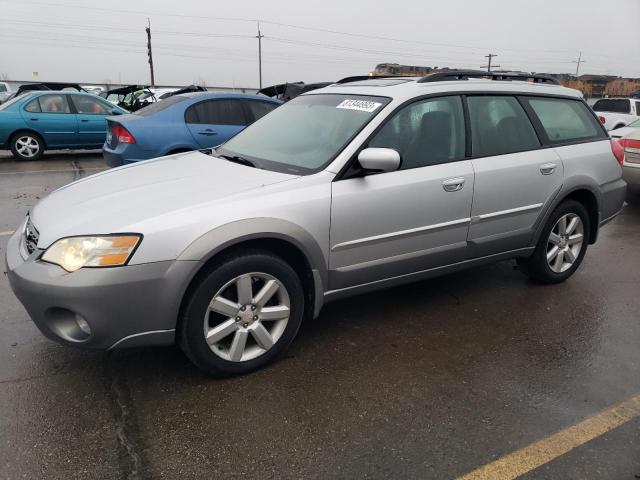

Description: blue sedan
[102,92,282,167]
[0,91,127,160]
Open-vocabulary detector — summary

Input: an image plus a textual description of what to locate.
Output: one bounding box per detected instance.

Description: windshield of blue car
[0,95,26,111]
[217,94,391,174]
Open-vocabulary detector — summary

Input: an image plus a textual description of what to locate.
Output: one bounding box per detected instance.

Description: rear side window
[636,101,640,116]
[185,99,246,125]
[70,95,112,115]
[245,100,278,122]
[524,97,604,143]
[467,95,540,157]
[592,99,630,114]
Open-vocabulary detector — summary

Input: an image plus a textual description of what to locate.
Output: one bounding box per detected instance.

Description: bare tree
[0,72,9,81]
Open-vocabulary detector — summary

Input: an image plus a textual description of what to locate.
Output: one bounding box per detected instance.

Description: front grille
[23,217,40,255]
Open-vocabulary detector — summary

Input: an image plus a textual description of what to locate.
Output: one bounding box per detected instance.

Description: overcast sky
[0,0,638,88]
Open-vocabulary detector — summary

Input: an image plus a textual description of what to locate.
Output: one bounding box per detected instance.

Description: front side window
[218,94,391,174]
[592,99,630,114]
[636,101,640,116]
[368,95,465,169]
[185,99,246,125]
[38,94,71,113]
[24,98,41,113]
[71,95,112,115]
[467,95,539,157]
[524,97,604,143]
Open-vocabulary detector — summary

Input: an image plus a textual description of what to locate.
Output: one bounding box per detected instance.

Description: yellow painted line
[0,230,15,236]
[0,167,105,175]
[457,394,640,480]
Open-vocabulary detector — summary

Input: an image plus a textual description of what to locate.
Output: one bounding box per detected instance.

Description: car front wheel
[179,250,305,376]
[10,132,44,161]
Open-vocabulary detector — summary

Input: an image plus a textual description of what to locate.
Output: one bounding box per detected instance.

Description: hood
[31,151,298,248]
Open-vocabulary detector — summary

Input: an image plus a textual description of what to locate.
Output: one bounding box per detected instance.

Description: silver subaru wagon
[6,71,627,376]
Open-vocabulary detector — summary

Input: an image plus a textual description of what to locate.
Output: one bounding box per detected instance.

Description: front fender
[177,218,329,316]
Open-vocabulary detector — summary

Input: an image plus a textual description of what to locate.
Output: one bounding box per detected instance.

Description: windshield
[218,93,390,174]
[0,94,25,111]
[593,99,630,114]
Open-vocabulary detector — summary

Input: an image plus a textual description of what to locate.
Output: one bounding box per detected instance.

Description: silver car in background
[6,71,626,376]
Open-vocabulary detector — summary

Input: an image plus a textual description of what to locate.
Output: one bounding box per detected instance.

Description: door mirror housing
[111,108,123,115]
[357,148,401,173]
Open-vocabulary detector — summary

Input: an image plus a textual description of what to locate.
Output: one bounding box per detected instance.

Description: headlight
[41,235,141,272]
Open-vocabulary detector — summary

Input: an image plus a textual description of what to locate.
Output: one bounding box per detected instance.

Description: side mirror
[357,148,400,173]
[111,108,123,115]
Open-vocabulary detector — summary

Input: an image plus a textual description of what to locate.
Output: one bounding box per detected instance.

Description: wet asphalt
[0,151,639,480]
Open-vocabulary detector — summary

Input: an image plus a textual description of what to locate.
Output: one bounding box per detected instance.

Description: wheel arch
[177,219,328,322]
[532,185,600,247]
[9,129,47,148]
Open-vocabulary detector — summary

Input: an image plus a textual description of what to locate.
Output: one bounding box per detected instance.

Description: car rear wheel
[179,250,304,376]
[518,200,590,284]
[10,132,44,161]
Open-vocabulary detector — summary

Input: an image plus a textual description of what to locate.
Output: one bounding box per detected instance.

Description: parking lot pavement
[1,154,639,480]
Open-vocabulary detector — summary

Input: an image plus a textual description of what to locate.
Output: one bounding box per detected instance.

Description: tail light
[112,124,136,144]
[618,137,640,151]
[610,139,624,166]
[598,116,606,124]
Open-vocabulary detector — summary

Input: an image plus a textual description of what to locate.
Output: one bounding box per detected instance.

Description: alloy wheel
[546,213,584,273]
[203,272,290,362]
[15,136,40,158]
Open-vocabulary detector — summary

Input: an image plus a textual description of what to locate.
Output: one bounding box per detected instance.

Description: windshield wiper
[217,153,258,169]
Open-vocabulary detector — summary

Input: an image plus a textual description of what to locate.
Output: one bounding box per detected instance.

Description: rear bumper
[5,229,202,350]
[102,144,155,168]
[622,163,640,188]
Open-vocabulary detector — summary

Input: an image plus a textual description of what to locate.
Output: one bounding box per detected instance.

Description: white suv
[6,71,627,376]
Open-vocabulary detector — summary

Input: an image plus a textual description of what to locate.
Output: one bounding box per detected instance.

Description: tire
[518,200,590,284]
[179,250,305,377]
[10,132,44,161]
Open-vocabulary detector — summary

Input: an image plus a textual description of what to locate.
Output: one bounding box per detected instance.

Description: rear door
[69,94,114,146]
[21,94,78,147]
[185,99,248,148]
[466,95,562,257]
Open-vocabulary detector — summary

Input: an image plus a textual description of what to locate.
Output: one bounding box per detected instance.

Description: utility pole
[256,21,264,89]
[146,18,155,86]
[573,52,585,77]
[482,53,500,72]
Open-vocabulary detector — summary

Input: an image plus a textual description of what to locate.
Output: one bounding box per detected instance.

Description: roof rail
[417,70,561,85]
[335,75,404,84]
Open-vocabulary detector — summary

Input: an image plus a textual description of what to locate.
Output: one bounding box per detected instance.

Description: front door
[465,95,563,257]
[185,99,248,148]
[21,94,77,147]
[329,95,474,290]
[69,94,114,146]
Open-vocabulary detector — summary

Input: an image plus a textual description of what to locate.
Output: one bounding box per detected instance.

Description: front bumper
[5,230,201,350]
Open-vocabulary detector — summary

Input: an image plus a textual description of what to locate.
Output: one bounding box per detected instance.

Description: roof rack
[417,70,560,85]
[335,75,406,84]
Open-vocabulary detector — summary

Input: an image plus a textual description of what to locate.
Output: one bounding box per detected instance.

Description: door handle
[198,129,217,136]
[442,177,465,192]
[540,163,557,175]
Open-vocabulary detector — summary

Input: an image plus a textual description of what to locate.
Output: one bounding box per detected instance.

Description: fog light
[76,316,92,336]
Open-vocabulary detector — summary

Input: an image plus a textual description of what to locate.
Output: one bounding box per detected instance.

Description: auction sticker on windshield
[336,99,382,113]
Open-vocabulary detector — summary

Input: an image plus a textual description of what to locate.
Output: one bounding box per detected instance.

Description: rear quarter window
[524,97,605,144]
